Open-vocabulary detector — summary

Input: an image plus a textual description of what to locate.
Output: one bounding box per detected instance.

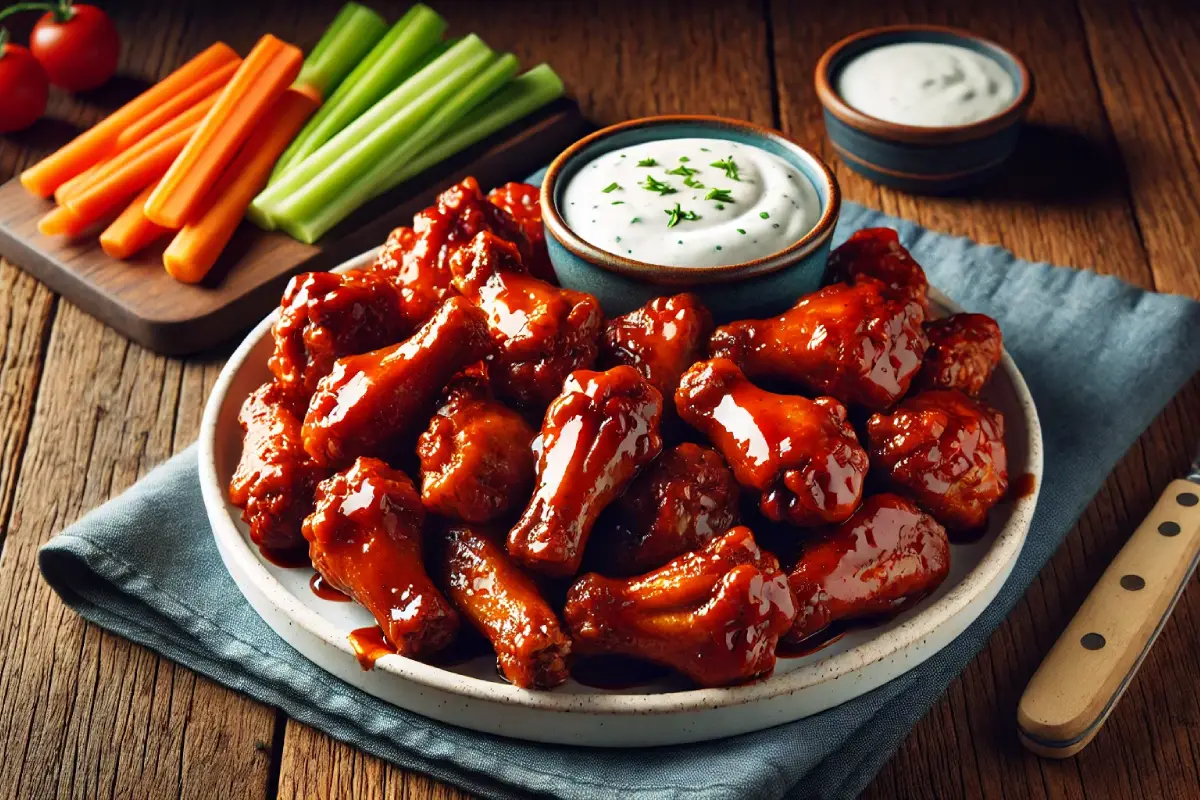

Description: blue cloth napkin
[40,199,1200,800]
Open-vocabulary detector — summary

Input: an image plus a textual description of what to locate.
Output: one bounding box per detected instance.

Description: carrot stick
[38,205,93,238]
[145,35,303,228]
[64,118,201,226]
[114,59,242,151]
[100,184,172,259]
[54,161,106,204]
[163,88,317,283]
[20,43,239,198]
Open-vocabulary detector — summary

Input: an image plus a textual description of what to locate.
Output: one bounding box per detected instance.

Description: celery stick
[378,64,564,195]
[269,3,447,183]
[253,35,492,227]
[296,3,387,98]
[280,53,521,243]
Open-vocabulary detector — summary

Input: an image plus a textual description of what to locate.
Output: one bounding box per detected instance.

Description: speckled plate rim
[540,115,842,285]
[199,254,1043,717]
[814,24,1035,145]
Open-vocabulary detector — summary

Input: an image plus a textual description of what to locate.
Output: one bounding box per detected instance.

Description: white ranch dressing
[836,42,1015,127]
[561,137,820,268]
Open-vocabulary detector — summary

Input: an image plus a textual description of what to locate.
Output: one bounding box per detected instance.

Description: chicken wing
[230,382,328,559]
[564,526,795,687]
[451,230,603,409]
[675,358,868,527]
[417,369,537,523]
[867,389,1008,531]
[599,293,713,402]
[303,457,458,657]
[438,524,571,688]
[825,227,929,313]
[369,177,533,324]
[591,442,740,576]
[507,365,663,577]
[302,296,492,467]
[786,493,950,642]
[708,278,927,410]
[487,181,555,283]
[269,270,410,407]
[915,313,1003,396]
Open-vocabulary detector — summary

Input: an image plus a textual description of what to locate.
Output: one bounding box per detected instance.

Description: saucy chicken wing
[867,389,1008,531]
[230,382,328,559]
[676,358,868,527]
[508,365,663,577]
[825,227,929,313]
[303,457,458,657]
[369,177,533,324]
[786,493,950,642]
[599,292,713,401]
[915,313,1003,396]
[269,270,410,407]
[487,181,555,283]
[417,369,537,523]
[564,526,796,687]
[438,524,571,688]
[709,278,927,410]
[451,230,603,409]
[302,296,492,467]
[591,443,740,576]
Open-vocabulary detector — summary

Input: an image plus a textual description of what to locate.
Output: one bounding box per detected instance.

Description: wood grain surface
[0,1,1196,798]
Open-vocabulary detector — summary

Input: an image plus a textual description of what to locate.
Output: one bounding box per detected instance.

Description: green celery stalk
[280,53,521,243]
[296,3,387,98]
[269,3,447,184]
[253,35,492,228]
[377,64,564,195]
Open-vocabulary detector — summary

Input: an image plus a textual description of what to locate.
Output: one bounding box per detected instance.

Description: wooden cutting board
[0,99,588,356]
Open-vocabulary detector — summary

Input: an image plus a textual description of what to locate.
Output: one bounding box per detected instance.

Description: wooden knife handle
[1017,479,1200,758]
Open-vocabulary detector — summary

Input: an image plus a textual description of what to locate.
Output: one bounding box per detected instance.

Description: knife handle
[1017,479,1200,758]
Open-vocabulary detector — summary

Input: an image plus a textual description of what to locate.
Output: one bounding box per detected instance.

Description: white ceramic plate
[199,251,1043,747]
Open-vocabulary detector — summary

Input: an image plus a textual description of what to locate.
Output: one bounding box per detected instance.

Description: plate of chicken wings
[200,177,1042,747]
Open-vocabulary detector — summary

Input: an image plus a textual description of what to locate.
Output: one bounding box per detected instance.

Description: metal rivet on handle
[1080,633,1106,651]
[1159,521,1181,537]
[1177,492,1198,507]
[1119,575,1145,591]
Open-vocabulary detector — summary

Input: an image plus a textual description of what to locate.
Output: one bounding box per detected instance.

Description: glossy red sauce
[259,547,310,569]
[309,572,350,602]
[570,655,671,690]
[1014,472,1037,499]
[348,626,395,670]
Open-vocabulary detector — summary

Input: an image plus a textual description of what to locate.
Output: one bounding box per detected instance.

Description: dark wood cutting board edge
[0,98,590,356]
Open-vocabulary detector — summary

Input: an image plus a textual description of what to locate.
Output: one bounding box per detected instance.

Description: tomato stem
[0,2,71,25]
[0,26,8,52]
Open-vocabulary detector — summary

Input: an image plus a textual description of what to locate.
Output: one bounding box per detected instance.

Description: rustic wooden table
[0,1,1196,797]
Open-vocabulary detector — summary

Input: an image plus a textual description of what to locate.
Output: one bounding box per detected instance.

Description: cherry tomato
[0,38,49,133]
[31,4,119,92]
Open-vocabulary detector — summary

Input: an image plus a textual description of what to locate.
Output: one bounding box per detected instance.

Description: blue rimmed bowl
[540,116,841,321]
[815,25,1034,193]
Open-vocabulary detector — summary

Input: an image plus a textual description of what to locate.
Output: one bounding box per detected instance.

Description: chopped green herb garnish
[683,175,705,189]
[637,157,658,167]
[705,187,735,204]
[679,156,690,162]
[700,147,711,152]
[630,217,641,223]
[602,182,621,193]
[759,211,770,219]
[710,156,740,181]
[737,228,746,234]
[611,200,625,205]
[715,245,722,251]
[666,164,699,177]
[664,202,700,228]
[615,236,622,242]
[639,175,677,195]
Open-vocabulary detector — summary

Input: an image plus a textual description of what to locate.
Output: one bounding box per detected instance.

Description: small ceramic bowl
[815,25,1034,193]
[540,116,840,321]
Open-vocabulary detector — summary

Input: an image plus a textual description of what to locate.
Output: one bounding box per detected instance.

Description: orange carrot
[20,43,239,198]
[114,59,242,151]
[146,35,303,228]
[82,93,218,190]
[64,118,201,227]
[38,205,93,238]
[164,88,317,283]
[100,184,172,259]
[53,161,106,204]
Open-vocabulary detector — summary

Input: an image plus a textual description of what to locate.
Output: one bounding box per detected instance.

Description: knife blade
[1017,441,1200,758]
